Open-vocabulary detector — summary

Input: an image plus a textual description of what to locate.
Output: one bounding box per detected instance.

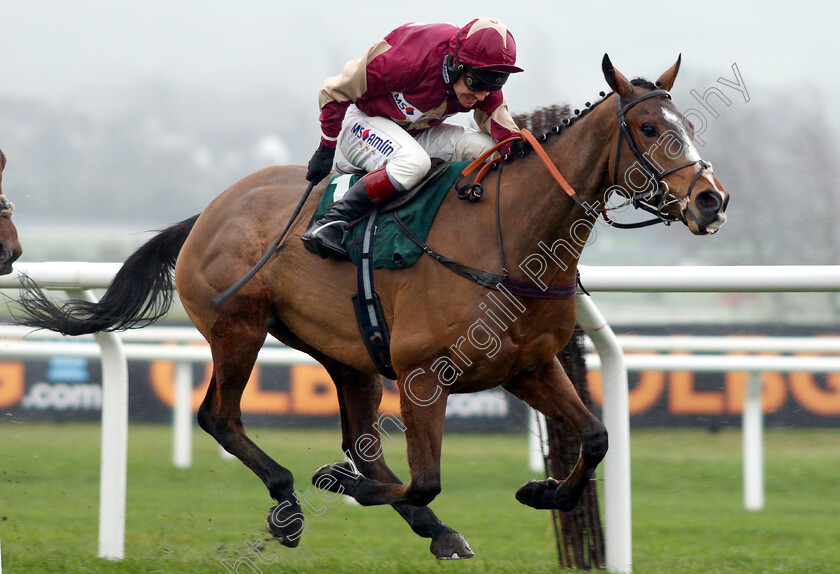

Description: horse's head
[0,149,23,275]
[602,55,729,235]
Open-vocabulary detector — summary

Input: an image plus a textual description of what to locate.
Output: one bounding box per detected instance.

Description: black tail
[14,215,199,336]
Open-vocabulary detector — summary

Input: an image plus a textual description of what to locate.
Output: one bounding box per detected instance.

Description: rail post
[66,288,128,560]
[576,293,631,574]
[743,371,764,511]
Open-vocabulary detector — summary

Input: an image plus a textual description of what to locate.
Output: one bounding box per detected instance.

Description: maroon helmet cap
[454,18,523,73]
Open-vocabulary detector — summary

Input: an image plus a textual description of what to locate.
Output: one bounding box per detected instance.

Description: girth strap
[351,211,398,379]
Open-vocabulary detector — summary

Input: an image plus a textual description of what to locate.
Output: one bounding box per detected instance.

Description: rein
[218,88,711,307]
[415,88,714,293]
[466,90,713,230]
[399,129,582,300]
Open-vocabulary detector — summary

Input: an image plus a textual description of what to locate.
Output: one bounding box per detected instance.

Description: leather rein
[403,88,714,295]
[468,89,713,228]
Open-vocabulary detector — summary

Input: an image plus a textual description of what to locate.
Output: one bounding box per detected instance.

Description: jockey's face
[452,76,489,108]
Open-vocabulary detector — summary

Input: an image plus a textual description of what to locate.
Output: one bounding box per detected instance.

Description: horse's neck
[502,102,617,285]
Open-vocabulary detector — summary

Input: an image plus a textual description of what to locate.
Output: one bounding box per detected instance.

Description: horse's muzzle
[685,189,728,235]
[0,239,22,275]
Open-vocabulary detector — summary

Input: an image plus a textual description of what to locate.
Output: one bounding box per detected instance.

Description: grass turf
[1,423,838,573]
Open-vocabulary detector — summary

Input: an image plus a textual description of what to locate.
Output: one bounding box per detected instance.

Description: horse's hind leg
[311,364,450,508]
[196,302,304,547]
[265,314,473,560]
[320,361,474,560]
[503,356,608,511]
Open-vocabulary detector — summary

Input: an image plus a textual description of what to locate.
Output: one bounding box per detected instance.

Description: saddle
[314,158,468,379]
[314,158,469,269]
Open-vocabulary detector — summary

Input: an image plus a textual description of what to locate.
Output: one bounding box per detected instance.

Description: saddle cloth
[313,160,470,269]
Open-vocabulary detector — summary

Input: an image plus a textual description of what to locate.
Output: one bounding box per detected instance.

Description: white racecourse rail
[2,263,840,572]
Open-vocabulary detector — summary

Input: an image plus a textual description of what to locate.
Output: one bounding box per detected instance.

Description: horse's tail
[15,214,199,336]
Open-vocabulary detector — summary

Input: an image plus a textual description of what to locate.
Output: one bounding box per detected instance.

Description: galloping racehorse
[15,56,729,559]
[0,149,24,275]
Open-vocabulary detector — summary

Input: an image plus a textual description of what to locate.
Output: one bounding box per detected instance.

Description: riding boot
[301,167,400,260]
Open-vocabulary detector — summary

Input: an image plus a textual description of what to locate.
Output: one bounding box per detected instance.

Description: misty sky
[1,0,836,119]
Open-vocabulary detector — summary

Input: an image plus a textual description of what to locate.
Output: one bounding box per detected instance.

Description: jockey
[301,18,524,260]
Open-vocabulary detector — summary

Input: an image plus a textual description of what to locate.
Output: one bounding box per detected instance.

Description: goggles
[462,66,509,92]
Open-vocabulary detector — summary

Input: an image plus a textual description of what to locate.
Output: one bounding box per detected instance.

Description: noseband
[607,89,712,229]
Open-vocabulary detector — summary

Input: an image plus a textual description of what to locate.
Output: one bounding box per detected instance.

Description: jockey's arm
[473,93,521,154]
[317,40,394,148]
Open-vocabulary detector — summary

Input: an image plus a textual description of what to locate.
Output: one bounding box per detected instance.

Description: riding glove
[306,142,336,184]
[505,139,526,158]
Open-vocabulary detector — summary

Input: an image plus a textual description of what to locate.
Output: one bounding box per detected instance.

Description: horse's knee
[407,480,441,506]
[582,424,608,466]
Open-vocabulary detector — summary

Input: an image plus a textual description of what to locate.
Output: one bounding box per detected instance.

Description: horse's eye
[640,123,658,138]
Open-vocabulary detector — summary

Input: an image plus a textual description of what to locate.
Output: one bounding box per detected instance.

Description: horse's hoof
[554,484,583,512]
[515,477,560,509]
[430,532,474,560]
[312,461,361,498]
[266,500,306,548]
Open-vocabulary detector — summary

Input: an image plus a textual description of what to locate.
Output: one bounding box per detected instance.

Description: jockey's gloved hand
[506,139,526,158]
[306,142,336,184]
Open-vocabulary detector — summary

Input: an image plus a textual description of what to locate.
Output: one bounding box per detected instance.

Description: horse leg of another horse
[196,305,304,547]
[321,361,473,559]
[312,364,449,508]
[503,356,608,511]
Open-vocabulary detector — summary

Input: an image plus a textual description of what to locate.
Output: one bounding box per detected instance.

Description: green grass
[1,424,838,573]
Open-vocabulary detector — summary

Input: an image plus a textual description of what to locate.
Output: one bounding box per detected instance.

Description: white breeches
[334,105,496,190]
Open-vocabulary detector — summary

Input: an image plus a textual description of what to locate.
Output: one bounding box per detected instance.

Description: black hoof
[266,499,306,548]
[516,477,578,510]
[430,532,474,560]
[312,461,362,498]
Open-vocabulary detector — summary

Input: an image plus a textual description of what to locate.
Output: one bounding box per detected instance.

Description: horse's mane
[507,77,656,162]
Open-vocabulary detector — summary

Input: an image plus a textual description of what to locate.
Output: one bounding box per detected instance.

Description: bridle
[379,89,719,296]
[607,89,712,229]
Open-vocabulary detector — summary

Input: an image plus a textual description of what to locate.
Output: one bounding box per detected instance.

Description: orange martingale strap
[518,129,579,199]
[459,130,581,201]
[459,135,520,178]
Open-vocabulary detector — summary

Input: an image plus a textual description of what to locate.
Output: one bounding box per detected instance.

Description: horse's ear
[602,54,634,98]
[656,54,682,92]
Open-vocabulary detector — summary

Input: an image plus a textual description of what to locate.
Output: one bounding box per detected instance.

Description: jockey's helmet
[447,18,523,91]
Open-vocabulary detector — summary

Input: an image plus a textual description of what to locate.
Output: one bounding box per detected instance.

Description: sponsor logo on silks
[391,92,423,122]
[349,122,396,158]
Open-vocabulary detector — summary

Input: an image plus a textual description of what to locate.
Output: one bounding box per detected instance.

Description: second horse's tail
[14,215,199,336]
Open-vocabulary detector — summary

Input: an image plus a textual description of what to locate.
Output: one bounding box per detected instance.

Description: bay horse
[0,149,23,274]
[14,56,729,559]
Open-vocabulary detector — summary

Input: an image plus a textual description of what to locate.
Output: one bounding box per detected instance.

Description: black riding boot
[301,167,398,261]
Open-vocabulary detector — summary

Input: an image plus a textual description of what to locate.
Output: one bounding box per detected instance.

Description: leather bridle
[606,89,713,229]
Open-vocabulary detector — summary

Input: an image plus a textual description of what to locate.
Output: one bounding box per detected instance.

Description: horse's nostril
[694,190,722,213]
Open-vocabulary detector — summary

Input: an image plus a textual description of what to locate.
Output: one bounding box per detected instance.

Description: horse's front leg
[503,356,608,511]
[313,364,449,508]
